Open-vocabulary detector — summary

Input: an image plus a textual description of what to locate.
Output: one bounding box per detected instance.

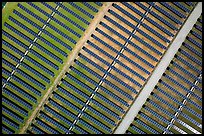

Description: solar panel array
[2,2,101,134]
[28,2,197,134]
[2,2,201,134]
[126,13,202,134]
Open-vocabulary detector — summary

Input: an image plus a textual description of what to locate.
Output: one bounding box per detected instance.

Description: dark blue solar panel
[153,4,183,25]
[185,2,194,6]
[78,119,102,134]
[53,93,81,113]
[131,125,146,134]
[2,58,16,70]
[38,36,67,57]
[35,119,59,134]
[57,86,85,106]
[2,97,28,116]
[2,49,20,63]
[99,84,130,107]
[140,112,170,133]
[173,2,190,13]
[49,99,76,120]
[66,73,94,94]
[183,42,202,58]
[2,107,24,123]
[191,31,202,40]
[2,116,19,130]
[73,126,88,134]
[30,49,59,70]
[87,106,116,126]
[25,56,55,77]
[135,119,159,134]
[94,2,103,7]
[111,65,142,90]
[99,22,159,62]
[187,36,202,49]
[180,112,201,128]
[82,2,98,12]
[179,49,201,66]
[2,38,24,57]
[168,68,202,95]
[2,126,14,134]
[3,88,32,109]
[194,24,202,32]
[160,2,186,18]
[104,15,165,53]
[5,23,33,44]
[173,61,201,82]
[95,93,125,114]
[176,55,202,74]
[21,62,50,83]
[18,3,47,24]
[8,81,37,103]
[62,79,90,100]
[32,126,45,134]
[148,99,174,118]
[16,68,45,90]
[12,75,41,96]
[68,2,94,19]
[34,43,63,64]
[44,106,72,127]
[47,23,76,45]
[149,9,178,30]
[56,9,85,31]
[55,2,90,25]
[83,113,112,133]
[40,112,68,133]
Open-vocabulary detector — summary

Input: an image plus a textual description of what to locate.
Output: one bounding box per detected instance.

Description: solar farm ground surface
[2,2,202,134]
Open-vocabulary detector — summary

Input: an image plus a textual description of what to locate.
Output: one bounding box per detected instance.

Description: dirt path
[19,2,113,134]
